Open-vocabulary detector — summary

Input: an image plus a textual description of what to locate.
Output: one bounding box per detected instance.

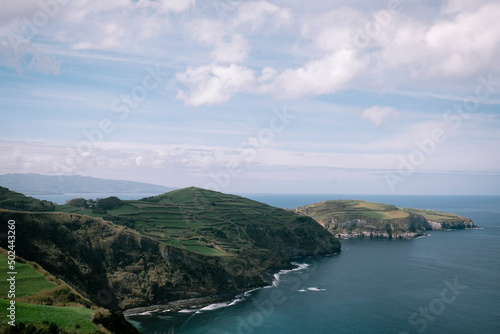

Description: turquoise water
[126,195,500,334]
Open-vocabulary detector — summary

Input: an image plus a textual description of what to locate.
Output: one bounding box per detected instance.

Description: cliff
[0,187,340,313]
[295,199,475,239]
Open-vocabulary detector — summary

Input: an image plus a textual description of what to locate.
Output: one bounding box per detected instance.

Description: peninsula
[295,199,476,239]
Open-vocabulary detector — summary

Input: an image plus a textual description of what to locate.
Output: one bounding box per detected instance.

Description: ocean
[123,194,500,334]
[35,193,500,334]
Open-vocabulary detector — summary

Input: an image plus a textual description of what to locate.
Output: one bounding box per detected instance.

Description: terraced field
[61,187,301,256]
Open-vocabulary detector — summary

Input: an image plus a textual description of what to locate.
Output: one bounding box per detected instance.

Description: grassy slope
[0,187,340,312]
[0,253,98,332]
[0,299,96,332]
[61,187,335,257]
[0,254,57,297]
[0,186,339,316]
[296,199,473,237]
[299,200,410,223]
[404,208,466,223]
[0,186,55,212]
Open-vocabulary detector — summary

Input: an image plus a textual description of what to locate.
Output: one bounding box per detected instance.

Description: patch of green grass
[180,242,225,256]
[163,239,226,256]
[0,255,57,298]
[106,204,141,214]
[163,239,182,248]
[140,207,179,213]
[55,205,82,213]
[0,299,97,332]
[357,209,409,220]
[150,220,191,228]
[405,208,462,222]
[298,200,410,222]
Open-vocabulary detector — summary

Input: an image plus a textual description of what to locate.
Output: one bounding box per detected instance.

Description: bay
[127,195,500,334]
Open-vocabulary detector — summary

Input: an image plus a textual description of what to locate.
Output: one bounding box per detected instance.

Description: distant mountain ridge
[0,173,175,195]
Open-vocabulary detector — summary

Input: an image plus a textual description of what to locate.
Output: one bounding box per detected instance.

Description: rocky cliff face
[0,210,300,310]
[0,188,340,311]
[296,200,476,239]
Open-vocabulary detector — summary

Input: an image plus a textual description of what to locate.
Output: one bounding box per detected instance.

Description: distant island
[0,173,175,195]
[295,199,476,239]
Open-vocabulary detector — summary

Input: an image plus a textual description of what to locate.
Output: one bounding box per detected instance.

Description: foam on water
[178,309,198,313]
[196,302,230,313]
[272,262,309,287]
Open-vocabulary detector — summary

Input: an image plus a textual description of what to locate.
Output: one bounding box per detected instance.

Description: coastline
[124,261,313,318]
[123,293,241,316]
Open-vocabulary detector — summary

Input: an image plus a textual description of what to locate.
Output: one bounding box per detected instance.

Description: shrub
[92,207,107,214]
[97,196,123,210]
[65,198,87,208]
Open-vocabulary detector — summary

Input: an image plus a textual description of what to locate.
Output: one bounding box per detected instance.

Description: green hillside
[0,186,340,316]
[0,252,99,333]
[296,199,475,239]
[62,187,340,257]
[404,208,471,225]
[0,187,55,212]
[0,254,57,298]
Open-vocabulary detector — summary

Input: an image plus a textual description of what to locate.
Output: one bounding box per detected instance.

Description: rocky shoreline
[123,293,240,316]
[335,231,426,239]
[335,226,480,240]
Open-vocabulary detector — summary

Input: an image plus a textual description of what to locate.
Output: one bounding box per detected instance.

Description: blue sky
[1,0,499,195]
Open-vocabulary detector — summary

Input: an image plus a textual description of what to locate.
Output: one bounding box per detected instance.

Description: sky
[0,0,499,195]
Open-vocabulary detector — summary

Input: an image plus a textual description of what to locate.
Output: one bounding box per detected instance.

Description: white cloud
[423,2,500,78]
[176,64,256,106]
[156,0,196,14]
[233,1,291,30]
[362,106,400,127]
[61,0,194,51]
[176,48,366,103]
[187,1,290,63]
[370,1,500,87]
[440,0,490,15]
[298,2,500,93]
[64,0,193,23]
[189,19,250,62]
[261,49,365,98]
[301,7,364,52]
